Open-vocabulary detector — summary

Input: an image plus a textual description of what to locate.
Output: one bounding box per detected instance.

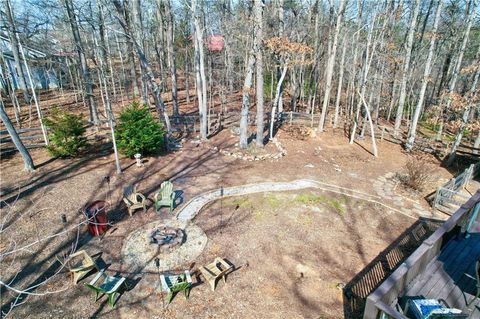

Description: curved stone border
[176,179,425,221]
[217,138,287,161]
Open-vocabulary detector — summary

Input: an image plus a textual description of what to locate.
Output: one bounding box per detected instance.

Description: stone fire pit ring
[121,219,207,272]
[150,226,185,251]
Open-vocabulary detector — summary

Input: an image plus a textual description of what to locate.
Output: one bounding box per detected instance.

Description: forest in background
[0,0,479,169]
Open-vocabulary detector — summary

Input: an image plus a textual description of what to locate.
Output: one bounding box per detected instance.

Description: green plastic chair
[160,271,192,304]
[85,269,128,308]
[154,181,175,213]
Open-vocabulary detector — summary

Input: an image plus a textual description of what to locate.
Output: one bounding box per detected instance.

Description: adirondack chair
[160,270,192,304]
[123,185,147,216]
[57,250,99,284]
[85,269,128,308]
[464,260,480,306]
[198,257,232,291]
[154,181,175,213]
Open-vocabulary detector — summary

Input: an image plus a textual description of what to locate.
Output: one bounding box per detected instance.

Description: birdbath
[134,153,143,167]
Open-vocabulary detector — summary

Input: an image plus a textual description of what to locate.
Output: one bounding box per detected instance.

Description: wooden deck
[403,232,480,317]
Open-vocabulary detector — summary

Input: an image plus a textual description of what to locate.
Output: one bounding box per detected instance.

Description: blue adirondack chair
[154,181,175,213]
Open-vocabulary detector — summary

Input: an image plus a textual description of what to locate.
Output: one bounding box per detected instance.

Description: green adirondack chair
[154,181,175,213]
[85,269,128,308]
[160,271,192,304]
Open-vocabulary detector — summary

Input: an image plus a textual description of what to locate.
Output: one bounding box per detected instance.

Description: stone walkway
[176,179,425,221]
[372,172,430,217]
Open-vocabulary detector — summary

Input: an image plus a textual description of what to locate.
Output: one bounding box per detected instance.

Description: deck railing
[363,191,480,319]
[433,162,479,214]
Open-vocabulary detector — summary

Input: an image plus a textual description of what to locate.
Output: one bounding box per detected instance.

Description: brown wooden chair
[122,185,147,216]
[58,250,99,284]
[198,257,232,291]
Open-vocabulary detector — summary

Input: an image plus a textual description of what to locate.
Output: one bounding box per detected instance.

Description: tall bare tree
[63,0,99,126]
[113,0,171,134]
[405,0,443,151]
[318,0,347,132]
[254,0,264,147]
[164,0,179,116]
[0,102,34,171]
[192,0,208,139]
[393,0,421,136]
[3,0,30,103]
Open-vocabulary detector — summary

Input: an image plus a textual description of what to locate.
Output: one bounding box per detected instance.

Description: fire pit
[150,226,184,252]
[121,220,207,272]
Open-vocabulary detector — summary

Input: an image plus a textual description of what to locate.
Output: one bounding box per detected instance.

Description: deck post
[465,202,480,238]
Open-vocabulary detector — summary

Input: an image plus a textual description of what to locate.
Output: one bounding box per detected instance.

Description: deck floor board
[403,233,480,317]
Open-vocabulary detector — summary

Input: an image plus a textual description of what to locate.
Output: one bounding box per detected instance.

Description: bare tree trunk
[350,13,377,144]
[240,50,255,149]
[123,0,140,97]
[164,0,179,116]
[4,0,30,103]
[97,50,122,174]
[346,0,363,132]
[277,0,285,113]
[192,0,208,139]
[64,0,99,126]
[0,51,21,126]
[97,0,112,93]
[319,0,347,132]
[393,0,420,136]
[254,0,264,147]
[113,34,127,106]
[357,90,378,157]
[155,3,167,91]
[270,64,288,139]
[333,33,347,129]
[113,0,171,135]
[221,0,234,94]
[132,0,149,105]
[405,0,443,151]
[17,31,48,144]
[185,48,190,103]
[307,0,320,115]
[436,0,475,141]
[446,48,480,165]
[0,102,34,171]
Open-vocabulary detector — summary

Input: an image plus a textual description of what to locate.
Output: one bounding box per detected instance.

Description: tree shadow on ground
[0,142,113,207]
[0,161,130,316]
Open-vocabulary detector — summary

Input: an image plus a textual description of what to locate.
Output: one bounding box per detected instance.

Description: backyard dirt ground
[0,97,470,319]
